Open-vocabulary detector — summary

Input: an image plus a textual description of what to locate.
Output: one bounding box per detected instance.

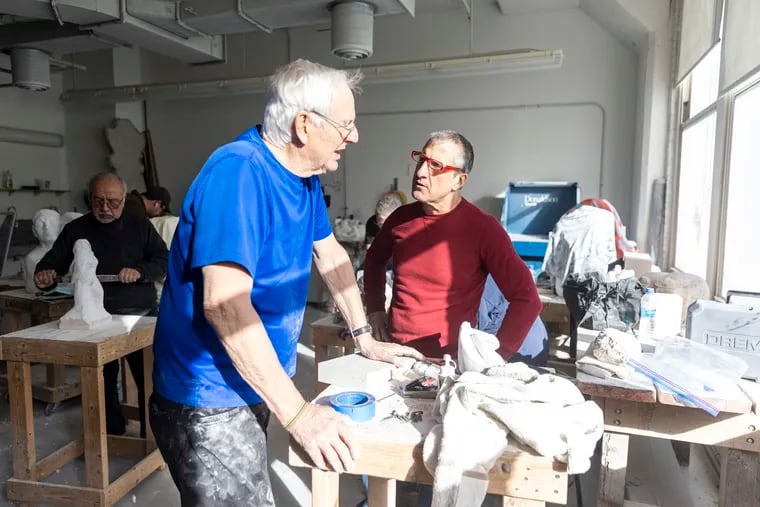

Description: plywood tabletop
[0,315,156,343]
[0,288,43,301]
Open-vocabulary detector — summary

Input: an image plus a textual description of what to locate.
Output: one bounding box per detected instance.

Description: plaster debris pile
[421,322,604,507]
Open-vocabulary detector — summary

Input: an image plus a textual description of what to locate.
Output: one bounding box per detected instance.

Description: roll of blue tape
[329,391,376,422]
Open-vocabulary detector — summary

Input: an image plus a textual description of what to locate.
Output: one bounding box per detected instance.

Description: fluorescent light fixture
[359,49,564,84]
[0,126,64,147]
[60,49,563,103]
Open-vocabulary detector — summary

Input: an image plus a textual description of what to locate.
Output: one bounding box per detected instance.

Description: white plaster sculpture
[23,209,60,293]
[59,239,112,330]
[59,211,83,232]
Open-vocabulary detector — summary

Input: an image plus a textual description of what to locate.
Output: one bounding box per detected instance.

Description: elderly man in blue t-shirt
[150,59,423,505]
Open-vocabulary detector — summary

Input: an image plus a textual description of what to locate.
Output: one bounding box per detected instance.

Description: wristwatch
[349,324,373,339]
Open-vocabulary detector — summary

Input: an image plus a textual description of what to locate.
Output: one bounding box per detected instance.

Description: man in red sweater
[363,130,542,361]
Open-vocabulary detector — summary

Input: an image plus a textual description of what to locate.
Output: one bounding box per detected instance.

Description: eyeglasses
[91,197,124,209]
[411,150,461,176]
[309,110,356,142]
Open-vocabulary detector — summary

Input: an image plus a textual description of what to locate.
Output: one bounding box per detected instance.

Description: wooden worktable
[575,328,760,507]
[0,316,164,506]
[290,385,568,507]
[0,288,79,410]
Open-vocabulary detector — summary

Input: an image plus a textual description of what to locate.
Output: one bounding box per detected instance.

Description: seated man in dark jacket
[35,171,168,436]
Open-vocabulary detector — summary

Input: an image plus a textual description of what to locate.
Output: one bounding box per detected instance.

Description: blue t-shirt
[153,126,332,408]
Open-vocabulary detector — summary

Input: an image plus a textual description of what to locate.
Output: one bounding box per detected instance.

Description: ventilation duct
[331,1,375,60]
[10,47,50,91]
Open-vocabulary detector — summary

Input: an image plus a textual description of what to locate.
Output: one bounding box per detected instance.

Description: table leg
[597,432,629,507]
[367,476,395,507]
[142,346,157,452]
[314,345,328,394]
[311,468,339,507]
[1,308,24,333]
[46,364,64,388]
[718,448,758,507]
[8,361,36,481]
[81,366,108,491]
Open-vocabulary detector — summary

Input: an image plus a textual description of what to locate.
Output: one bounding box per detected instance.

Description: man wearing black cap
[141,186,171,218]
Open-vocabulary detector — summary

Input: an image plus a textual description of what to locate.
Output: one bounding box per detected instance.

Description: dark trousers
[103,350,144,436]
[104,306,155,437]
[149,393,274,507]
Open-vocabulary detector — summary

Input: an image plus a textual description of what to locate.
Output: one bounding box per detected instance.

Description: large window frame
[669,33,760,297]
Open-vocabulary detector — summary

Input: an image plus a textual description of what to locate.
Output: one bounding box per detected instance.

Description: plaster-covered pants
[149,393,275,507]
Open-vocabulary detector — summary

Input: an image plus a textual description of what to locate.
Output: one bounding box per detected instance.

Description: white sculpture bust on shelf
[59,239,112,330]
[23,209,60,293]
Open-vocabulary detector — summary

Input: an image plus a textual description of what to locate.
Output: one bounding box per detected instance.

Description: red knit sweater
[364,199,542,359]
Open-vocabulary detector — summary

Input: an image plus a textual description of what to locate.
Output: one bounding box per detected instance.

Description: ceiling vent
[10,47,50,91]
[331,1,375,60]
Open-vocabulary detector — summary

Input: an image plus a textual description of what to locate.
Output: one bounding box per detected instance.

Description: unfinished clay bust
[59,239,112,330]
[24,209,61,293]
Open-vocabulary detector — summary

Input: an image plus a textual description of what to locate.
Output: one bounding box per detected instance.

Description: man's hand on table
[367,311,391,342]
[288,404,358,473]
[357,332,424,367]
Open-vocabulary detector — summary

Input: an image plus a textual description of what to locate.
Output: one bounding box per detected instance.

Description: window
[721,81,760,295]
[687,45,720,119]
[674,43,721,280]
[674,112,716,279]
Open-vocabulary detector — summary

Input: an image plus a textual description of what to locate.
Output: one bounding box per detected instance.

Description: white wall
[0,73,68,220]
[140,4,639,230]
[63,50,117,212]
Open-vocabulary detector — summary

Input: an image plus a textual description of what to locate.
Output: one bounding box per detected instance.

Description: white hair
[376,193,403,221]
[262,59,362,147]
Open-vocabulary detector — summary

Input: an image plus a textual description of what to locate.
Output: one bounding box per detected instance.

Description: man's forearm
[315,248,367,331]
[205,298,305,424]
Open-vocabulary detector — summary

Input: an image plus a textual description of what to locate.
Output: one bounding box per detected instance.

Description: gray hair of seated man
[375,193,404,222]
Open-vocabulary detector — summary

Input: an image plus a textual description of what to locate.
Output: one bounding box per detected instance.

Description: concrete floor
[0,305,718,506]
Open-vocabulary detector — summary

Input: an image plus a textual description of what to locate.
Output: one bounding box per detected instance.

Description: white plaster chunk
[59,239,112,330]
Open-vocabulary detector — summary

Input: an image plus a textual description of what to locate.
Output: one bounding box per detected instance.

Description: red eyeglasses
[411,150,461,176]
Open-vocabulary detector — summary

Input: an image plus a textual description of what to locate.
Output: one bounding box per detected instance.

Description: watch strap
[350,324,372,338]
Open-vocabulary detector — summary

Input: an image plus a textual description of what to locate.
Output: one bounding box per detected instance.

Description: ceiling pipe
[236,0,272,34]
[60,49,564,103]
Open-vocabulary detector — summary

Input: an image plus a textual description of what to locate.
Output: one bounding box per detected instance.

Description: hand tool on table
[57,274,122,283]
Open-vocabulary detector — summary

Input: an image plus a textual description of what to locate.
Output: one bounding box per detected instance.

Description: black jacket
[36,212,168,314]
